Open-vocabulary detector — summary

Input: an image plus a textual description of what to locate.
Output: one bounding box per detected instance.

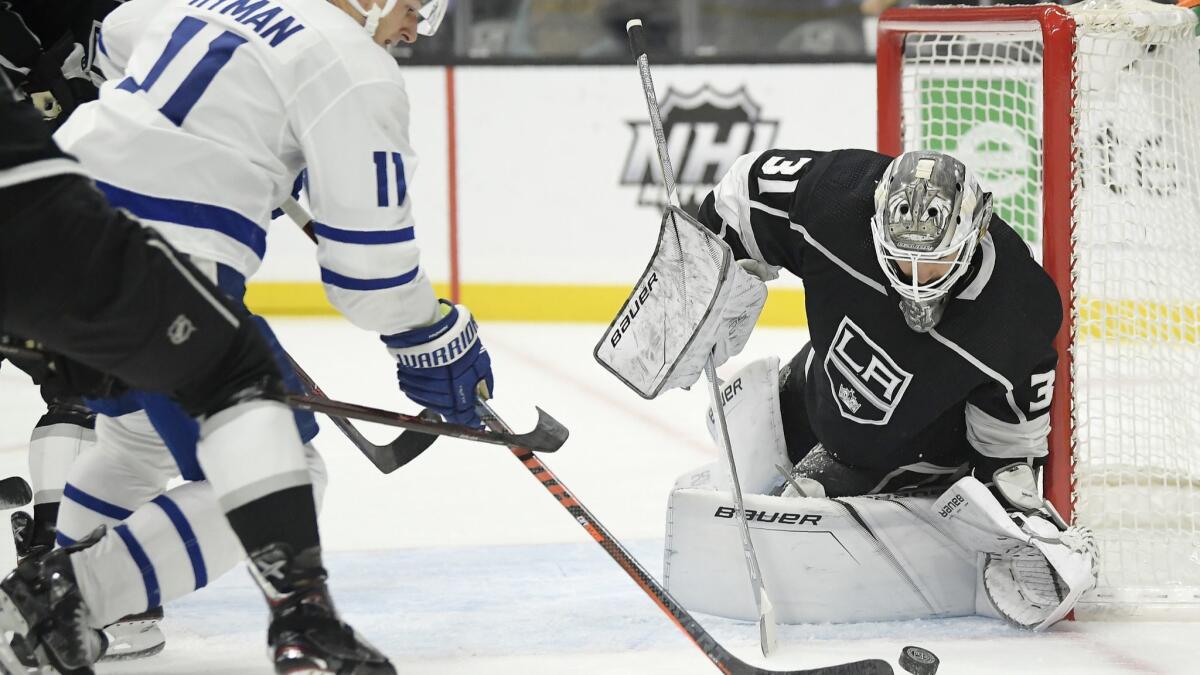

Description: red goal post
[876,0,1200,616]
[877,2,1078,527]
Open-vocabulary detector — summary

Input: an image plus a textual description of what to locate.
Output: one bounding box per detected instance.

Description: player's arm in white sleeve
[299,79,492,428]
[94,0,165,80]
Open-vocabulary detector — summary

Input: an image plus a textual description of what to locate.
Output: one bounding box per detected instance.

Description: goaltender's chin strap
[346,0,399,38]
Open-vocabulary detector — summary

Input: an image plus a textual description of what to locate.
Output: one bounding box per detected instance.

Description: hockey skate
[0,529,107,675]
[99,606,166,661]
[249,543,395,675]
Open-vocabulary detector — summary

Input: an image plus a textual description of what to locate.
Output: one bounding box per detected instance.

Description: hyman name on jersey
[189,0,305,47]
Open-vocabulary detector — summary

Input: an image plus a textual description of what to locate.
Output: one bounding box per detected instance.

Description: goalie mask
[871,151,993,332]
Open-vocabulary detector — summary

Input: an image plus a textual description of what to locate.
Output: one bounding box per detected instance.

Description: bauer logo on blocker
[824,316,912,425]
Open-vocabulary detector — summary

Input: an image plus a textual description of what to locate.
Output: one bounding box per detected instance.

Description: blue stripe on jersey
[114,524,161,610]
[152,495,209,590]
[63,483,134,520]
[160,31,248,126]
[97,181,268,259]
[320,266,420,291]
[391,152,406,206]
[119,16,206,94]
[311,221,414,244]
[97,31,108,57]
[373,151,388,206]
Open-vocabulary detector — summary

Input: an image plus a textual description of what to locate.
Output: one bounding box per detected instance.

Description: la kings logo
[823,317,913,425]
[621,85,778,212]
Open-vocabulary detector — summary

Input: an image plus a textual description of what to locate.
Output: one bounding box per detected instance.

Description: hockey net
[878,0,1200,618]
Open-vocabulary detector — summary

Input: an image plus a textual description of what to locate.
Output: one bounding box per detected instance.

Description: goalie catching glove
[932,471,1099,630]
[384,300,493,428]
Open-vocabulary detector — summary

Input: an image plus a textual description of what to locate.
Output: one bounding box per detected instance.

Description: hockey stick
[0,477,32,509]
[477,398,892,675]
[284,355,440,474]
[288,394,567,454]
[625,18,777,657]
[3,334,566,456]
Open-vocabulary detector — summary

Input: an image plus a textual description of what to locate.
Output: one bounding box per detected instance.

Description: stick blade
[0,477,32,509]
[506,407,569,453]
[758,588,778,657]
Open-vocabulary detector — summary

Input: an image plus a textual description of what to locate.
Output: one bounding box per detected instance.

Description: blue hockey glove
[383,300,493,428]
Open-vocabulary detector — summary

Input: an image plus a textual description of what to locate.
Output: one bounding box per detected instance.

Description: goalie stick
[625,18,778,657]
[477,398,893,675]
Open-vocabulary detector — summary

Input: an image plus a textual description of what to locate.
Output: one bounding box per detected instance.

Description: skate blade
[99,623,165,662]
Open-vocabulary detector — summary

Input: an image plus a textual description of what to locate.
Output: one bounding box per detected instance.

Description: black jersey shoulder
[788,149,893,235]
[938,215,1063,382]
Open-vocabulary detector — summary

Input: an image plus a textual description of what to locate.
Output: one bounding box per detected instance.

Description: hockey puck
[898,645,939,675]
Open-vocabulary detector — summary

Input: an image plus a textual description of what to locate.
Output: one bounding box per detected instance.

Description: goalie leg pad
[702,356,789,495]
[664,486,978,623]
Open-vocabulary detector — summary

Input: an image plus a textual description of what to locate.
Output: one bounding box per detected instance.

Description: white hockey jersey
[55,0,440,335]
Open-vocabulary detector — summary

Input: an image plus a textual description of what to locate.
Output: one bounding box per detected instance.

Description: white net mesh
[892,0,1200,616]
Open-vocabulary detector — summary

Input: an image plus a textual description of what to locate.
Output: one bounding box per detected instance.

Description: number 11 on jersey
[117,16,247,126]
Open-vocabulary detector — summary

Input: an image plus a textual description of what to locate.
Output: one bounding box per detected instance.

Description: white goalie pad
[700,357,790,494]
[932,476,1099,630]
[664,487,980,624]
[594,206,766,398]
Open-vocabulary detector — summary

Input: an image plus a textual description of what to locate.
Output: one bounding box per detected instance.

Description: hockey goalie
[596,148,1099,631]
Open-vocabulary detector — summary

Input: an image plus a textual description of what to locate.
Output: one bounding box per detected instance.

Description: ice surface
[0,320,1195,673]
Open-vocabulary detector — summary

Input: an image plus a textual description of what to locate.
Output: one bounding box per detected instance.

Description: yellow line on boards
[244,282,1200,342]
[243,282,811,327]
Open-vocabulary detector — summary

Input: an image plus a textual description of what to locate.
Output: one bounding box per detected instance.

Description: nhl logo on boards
[167,314,197,345]
[824,317,912,425]
[620,85,779,213]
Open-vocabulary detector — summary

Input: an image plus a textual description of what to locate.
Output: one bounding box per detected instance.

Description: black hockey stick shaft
[285,355,438,474]
[289,394,567,454]
[477,398,892,675]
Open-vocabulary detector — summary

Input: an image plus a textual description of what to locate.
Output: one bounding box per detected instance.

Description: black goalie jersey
[696,148,1062,474]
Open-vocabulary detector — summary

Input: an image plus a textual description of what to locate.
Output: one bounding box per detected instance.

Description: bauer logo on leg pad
[714,506,822,526]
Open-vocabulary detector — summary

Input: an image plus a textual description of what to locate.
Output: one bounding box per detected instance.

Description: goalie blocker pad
[594,206,765,398]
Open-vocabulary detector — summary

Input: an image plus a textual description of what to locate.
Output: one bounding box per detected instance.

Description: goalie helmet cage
[878,0,1200,618]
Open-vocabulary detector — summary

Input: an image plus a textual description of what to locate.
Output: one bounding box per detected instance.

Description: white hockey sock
[197,400,311,514]
[29,418,95,507]
[70,481,240,627]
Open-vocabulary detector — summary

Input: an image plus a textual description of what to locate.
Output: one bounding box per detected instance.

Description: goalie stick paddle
[626,17,778,657]
[0,477,32,509]
[477,398,893,675]
[286,355,441,474]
